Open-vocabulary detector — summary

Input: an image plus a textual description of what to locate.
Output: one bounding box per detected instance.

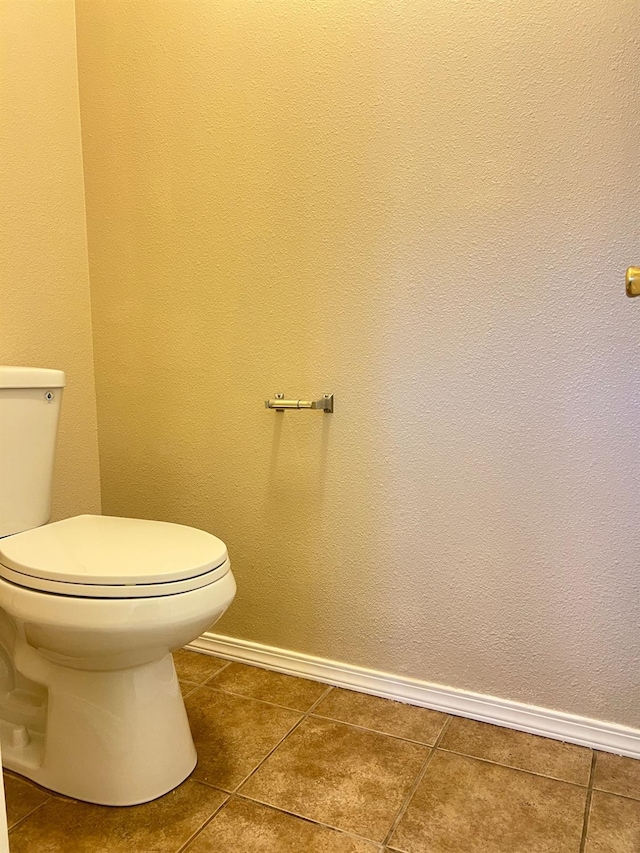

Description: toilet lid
[0,514,228,587]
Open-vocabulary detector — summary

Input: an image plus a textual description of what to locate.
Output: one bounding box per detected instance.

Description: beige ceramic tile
[585,791,640,853]
[209,662,329,711]
[8,779,227,853]
[593,751,640,800]
[240,715,428,843]
[314,688,449,745]
[389,750,586,853]
[180,680,199,697]
[185,686,302,791]
[185,797,381,852]
[3,773,49,829]
[440,716,592,785]
[173,648,228,684]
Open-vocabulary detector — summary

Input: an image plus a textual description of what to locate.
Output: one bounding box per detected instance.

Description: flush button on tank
[44,390,55,403]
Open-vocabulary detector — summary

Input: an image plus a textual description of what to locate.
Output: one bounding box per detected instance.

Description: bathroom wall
[76,0,640,727]
[0,0,101,520]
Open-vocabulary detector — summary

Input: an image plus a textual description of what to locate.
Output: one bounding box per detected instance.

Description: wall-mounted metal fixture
[626,267,640,297]
[265,393,334,413]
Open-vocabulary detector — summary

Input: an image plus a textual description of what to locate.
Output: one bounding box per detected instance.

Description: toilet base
[1,648,197,806]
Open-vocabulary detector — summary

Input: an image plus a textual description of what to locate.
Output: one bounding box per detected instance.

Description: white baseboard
[188,632,640,760]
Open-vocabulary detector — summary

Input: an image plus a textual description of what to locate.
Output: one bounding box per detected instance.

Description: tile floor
[4,648,639,852]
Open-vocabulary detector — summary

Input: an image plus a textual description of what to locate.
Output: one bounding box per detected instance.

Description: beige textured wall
[77,0,640,726]
[0,0,101,519]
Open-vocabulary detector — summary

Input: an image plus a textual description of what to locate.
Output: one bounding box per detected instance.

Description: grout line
[588,788,640,804]
[3,771,57,800]
[187,683,322,715]
[205,679,332,711]
[231,715,308,793]
[382,715,453,849]
[186,671,334,805]
[200,659,233,685]
[305,684,335,714]
[6,799,49,834]
[435,746,593,789]
[179,681,200,700]
[309,712,448,748]
[175,649,233,688]
[186,647,335,699]
[192,778,234,796]
[195,676,451,750]
[229,684,335,797]
[234,789,384,846]
[579,752,597,853]
[174,792,230,853]
[232,792,385,848]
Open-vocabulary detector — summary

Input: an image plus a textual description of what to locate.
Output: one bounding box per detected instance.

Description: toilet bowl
[0,366,237,804]
[0,514,235,805]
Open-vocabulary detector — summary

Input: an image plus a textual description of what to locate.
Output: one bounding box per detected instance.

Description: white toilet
[0,366,236,805]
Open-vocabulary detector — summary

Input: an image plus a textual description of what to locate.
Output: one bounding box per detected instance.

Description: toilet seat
[0,514,230,598]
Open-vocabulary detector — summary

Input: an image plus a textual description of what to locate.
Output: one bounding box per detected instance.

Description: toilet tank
[0,366,66,537]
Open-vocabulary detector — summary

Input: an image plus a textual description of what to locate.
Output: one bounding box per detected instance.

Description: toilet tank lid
[0,366,66,389]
